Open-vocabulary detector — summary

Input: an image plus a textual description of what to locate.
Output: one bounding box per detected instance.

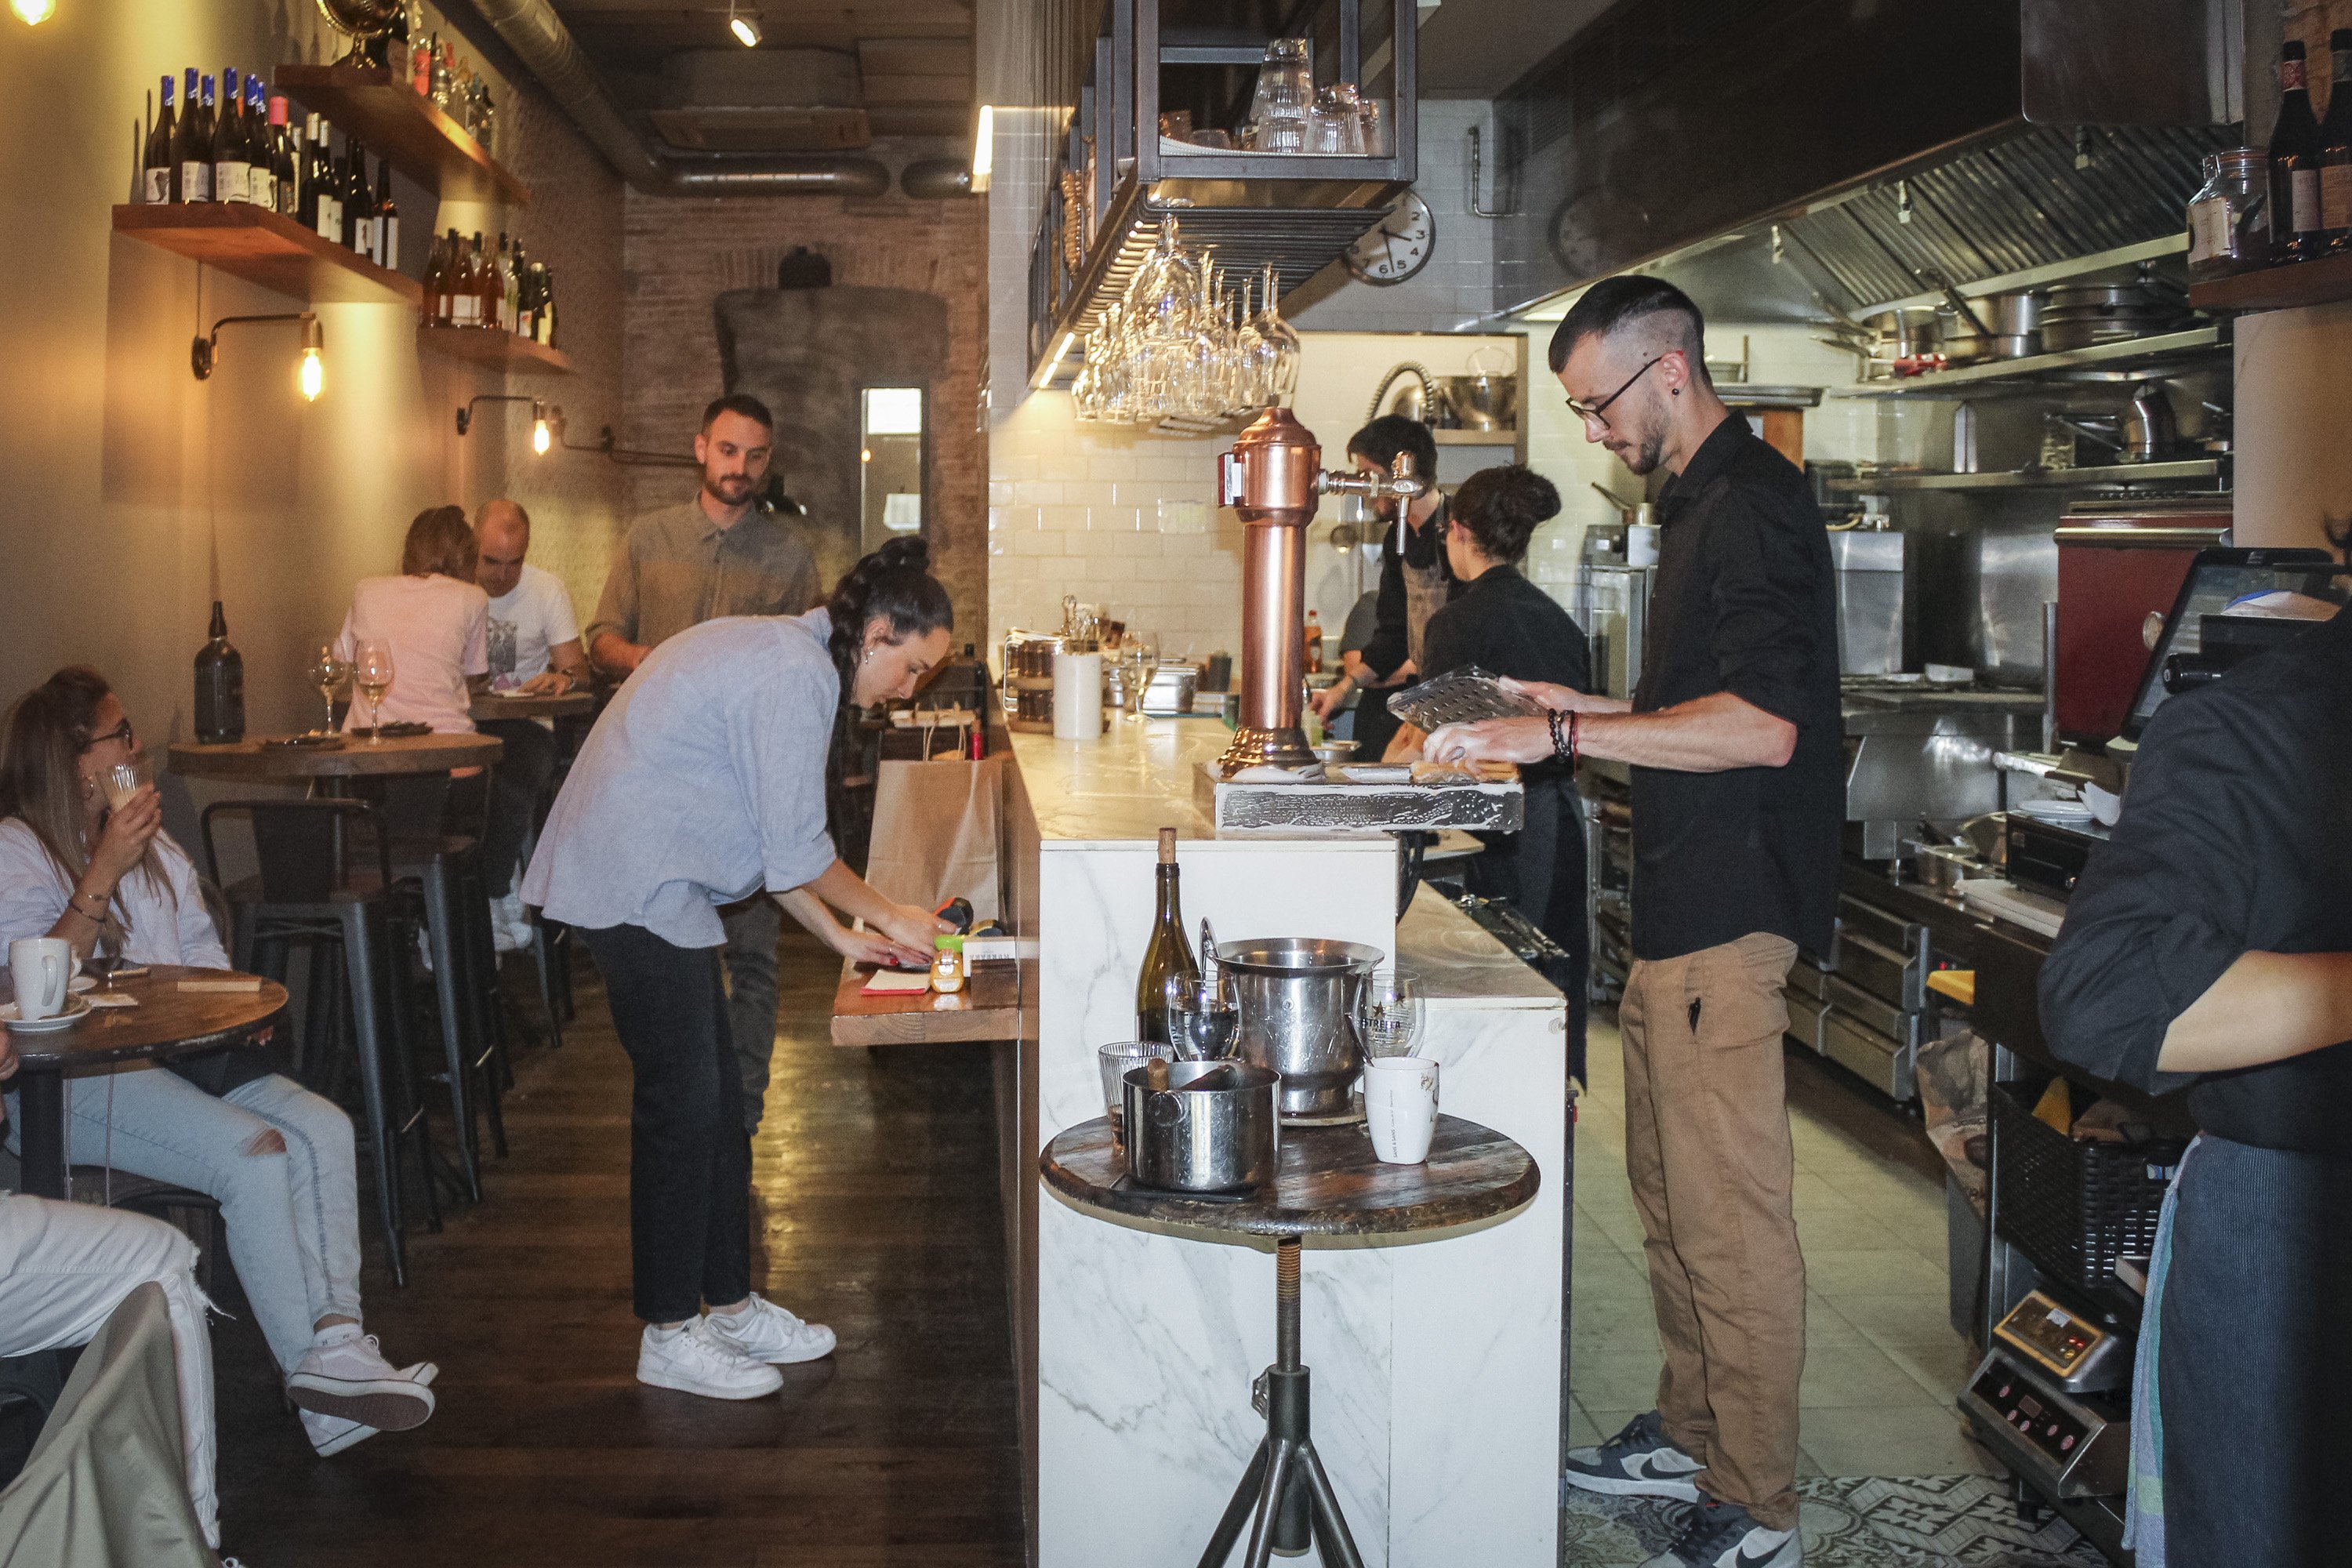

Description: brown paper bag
[862,756,1005,923]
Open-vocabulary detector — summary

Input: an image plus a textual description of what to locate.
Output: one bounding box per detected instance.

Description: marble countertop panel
[1397,887,1567,1010]
[1011,719,1386,851]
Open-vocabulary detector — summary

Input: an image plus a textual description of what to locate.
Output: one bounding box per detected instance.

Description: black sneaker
[1563,1410,1704,1501]
[1640,1497,1801,1568]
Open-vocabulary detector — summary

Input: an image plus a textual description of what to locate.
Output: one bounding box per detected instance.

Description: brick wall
[618,189,990,635]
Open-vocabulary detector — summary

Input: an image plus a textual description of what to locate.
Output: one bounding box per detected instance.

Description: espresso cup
[9,936,74,1022]
[1363,1056,1439,1164]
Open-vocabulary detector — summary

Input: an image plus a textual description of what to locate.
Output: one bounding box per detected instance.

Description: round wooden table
[469,691,597,724]
[169,730,502,782]
[1040,1113,1539,1568]
[5,964,289,1201]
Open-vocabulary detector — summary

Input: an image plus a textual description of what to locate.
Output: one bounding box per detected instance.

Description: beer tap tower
[1218,408,1430,777]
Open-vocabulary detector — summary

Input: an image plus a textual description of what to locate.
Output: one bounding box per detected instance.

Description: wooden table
[169,730,503,782]
[470,691,597,724]
[830,960,1022,1046]
[5,965,288,1200]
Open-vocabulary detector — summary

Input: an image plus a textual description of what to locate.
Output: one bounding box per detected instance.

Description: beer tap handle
[1314,452,1431,502]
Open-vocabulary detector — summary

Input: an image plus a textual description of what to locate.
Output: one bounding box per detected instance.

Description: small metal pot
[1218,938,1385,1119]
[1987,289,2047,338]
[1123,1059,1279,1192]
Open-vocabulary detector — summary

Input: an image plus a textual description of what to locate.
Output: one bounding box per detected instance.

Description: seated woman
[1402,464,1594,1070]
[337,504,491,735]
[0,668,437,1457]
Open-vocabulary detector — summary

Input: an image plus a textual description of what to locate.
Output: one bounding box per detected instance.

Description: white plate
[2,994,93,1033]
[2015,797,2094,822]
[69,974,95,995]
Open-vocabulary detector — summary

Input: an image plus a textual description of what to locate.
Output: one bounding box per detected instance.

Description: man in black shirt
[1429,277,1839,1568]
[1343,416,1453,764]
[2040,601,2352,1566]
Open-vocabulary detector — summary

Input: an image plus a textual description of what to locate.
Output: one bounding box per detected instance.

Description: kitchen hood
[1490,0,2241,317]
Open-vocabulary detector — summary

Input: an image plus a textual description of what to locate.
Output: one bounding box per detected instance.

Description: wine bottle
[536,263,557,346]
[451,230,479,326]
[422,232,445,323]
[1133,827,1200,1044]
[213,67,249,203]
[144,74,176,203]
[2320,30,2352,256]
[470,230,492,328]
[243,76,275,213]
[374,158,399,269]
[350,147,375,257]
[497,233,517,332]
[194,601,245,745]
[179,71,212,202]
[268,96,297,215]
[2274,40,2326,263]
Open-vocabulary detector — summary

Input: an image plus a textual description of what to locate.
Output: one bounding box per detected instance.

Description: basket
[1989,1079,2184,1298]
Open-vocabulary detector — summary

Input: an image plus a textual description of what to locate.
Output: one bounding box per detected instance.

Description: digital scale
[1960,1290,2132,1501]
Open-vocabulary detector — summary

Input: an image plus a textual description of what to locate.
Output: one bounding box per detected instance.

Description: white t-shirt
[0,819,231,968]
[337,574,489,734]
[485,563,581,688]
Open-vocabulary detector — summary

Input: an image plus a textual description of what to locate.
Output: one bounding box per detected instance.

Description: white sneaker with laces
[637,1319,785,1399]
[286,1326,437,1432]
[702,1293,837,1365]
[301,1408,377,1457]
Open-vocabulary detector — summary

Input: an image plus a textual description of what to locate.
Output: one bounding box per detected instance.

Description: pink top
[337,574,490,734]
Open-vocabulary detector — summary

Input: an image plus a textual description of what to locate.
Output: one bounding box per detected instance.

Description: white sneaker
[301,1408,377,1457]
[637,1319,784,1399]
[287,1327,437,1432]
[702,1293,837,1365]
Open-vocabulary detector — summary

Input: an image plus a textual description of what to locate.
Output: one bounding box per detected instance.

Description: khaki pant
[1620,931,1805,1530]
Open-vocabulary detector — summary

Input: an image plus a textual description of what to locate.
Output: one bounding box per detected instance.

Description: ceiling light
[971,104,994,193]
[728,2,760,46]
[10,0,57,24]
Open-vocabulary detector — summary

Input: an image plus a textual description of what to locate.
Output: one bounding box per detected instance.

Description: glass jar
[930,936,966,994]
[2187,148,2272,281]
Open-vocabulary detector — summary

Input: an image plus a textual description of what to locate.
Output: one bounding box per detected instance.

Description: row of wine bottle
[423,231,559,346]
[141,67,401,271]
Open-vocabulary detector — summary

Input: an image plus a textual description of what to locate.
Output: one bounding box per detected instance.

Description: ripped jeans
[5,1065,362,1377]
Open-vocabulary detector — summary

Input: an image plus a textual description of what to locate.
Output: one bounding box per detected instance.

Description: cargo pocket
[1687,937,1793,1049]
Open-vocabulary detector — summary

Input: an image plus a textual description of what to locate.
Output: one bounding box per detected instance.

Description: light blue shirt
[522,609,841,948]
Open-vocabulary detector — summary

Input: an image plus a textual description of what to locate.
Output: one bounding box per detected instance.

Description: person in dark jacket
[1343,416,1451,764]
[1406,464,1592,1071]
[2039,599,2352,1568]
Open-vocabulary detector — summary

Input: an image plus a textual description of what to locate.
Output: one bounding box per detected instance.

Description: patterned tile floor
[1564,1476,2107,1567]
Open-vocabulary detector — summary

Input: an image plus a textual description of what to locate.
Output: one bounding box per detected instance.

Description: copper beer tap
[1217,408,1428,776]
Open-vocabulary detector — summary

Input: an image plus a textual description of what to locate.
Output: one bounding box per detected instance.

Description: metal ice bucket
[1123,1060,1280,1192]
[1216,938,1385,1118]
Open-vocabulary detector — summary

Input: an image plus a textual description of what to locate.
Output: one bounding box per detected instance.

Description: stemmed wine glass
[309,642,350,735]
[353,641,395,741]
[1164,969,1242,1062]
[1353,971,1424,1060]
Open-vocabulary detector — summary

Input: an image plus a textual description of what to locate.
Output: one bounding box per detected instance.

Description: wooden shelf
[830,960,1022,1047]
[2187,252,2352,314]
[273,64,528,208]
[417,326,573,374]
[113,202,420,307]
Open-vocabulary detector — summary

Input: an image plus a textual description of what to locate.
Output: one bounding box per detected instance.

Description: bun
[874,536,931,574]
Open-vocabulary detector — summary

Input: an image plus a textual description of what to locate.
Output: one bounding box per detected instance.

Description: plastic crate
[1990,1080,2185,1298]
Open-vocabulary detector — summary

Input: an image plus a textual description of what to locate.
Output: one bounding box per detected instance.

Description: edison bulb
[10,0,58,25]
[532,417,551,455]
[299,347,324,401]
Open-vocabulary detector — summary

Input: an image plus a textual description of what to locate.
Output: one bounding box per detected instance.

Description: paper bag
[862,756,1005,923]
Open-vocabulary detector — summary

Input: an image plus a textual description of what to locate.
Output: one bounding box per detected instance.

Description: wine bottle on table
[144,74,176,202]
[2274,40,2326,263]
[194,601,245,745]
[179,71,212,201]
[1134,827,1200,1045]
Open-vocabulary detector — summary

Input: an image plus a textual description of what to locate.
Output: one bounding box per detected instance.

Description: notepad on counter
[177,978,264,993]
[85,993,139,1010]
[860,969,931,996]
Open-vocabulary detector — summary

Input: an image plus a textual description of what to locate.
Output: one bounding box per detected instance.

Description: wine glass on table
[309,642,350,735]
[354,641,394,742]
[1353,971,1423,1060]
[1164,970,1241,1062]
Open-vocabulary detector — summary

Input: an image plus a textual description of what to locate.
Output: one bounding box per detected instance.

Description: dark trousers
[478,718,559,897]
[1466,772,1591,1080]
[577,922,751,1324]
[2158,1134,2352,1567]
[719,896,783,1135]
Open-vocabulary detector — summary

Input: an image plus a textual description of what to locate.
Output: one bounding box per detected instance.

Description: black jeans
[577,922,751,1323]
[2158,1134,2352,1566]
[1465,773,1591,1081]
[478,718,560,896]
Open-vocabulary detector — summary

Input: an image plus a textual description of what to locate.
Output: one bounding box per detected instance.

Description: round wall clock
[1344,191,1436,285]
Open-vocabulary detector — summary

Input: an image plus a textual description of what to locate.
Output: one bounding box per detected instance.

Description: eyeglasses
[1564,355,1664,426]
[82,719,134,752]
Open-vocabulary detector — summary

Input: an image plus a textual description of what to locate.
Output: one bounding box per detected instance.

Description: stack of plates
[2013,796,2096,824]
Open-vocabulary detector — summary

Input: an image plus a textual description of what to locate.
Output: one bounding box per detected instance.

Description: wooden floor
[212,929,1026,1566]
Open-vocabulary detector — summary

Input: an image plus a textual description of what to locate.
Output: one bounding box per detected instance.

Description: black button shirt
[2039,606,2352,1156]
[1419,563,1591,713]
[1630,416,1843,961]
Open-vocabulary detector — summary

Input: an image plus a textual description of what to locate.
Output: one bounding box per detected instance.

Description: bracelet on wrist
[1569,710,1582,769]
[1547,709,1570,762]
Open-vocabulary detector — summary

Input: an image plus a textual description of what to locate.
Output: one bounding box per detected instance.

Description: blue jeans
[5,1066,361,1377]
[2157,1134,2352,1566]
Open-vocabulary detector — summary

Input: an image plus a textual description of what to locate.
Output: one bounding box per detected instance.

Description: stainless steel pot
[1218,938,1385,1118]
[1123,1060,1279,1192]
[1987,289,2047,337]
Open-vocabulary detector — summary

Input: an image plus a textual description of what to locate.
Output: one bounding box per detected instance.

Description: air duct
[468,0,891,196]
[899,158,975,200]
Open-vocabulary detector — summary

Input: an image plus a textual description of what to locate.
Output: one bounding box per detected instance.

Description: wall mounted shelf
[2186,252,2352,314]
[113,203,421,307]
[1828,457,2225,492]
[274,64,529,208]
[417,326,572,374]
[1824,325,2225,398]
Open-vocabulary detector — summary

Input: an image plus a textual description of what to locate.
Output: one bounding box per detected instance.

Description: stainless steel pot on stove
[1123,1060,1279,1192]
[1218,938,1385,1118]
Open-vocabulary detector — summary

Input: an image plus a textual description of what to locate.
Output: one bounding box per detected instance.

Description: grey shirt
[522,609,841,947]
[584,499,822,659]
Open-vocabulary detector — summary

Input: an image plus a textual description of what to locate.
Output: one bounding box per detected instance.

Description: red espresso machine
[1217,408,1428,775]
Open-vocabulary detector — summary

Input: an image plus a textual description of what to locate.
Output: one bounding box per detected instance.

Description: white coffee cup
[1363,1055,1439,1164]
[9,936,74,1023]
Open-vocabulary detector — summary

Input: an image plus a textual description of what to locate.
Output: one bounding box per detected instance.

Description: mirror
[859,386,926,554]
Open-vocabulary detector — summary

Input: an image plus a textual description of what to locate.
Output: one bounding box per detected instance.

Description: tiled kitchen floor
[1570,1012,2005,1481]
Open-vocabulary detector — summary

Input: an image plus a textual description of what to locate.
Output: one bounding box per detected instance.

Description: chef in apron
[1341,415,1453,764]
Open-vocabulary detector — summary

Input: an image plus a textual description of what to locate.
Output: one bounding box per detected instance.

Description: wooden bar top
[829,960,1022,1047]
[169,730,502,780]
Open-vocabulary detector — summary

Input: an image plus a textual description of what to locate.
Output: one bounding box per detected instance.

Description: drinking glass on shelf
[354,641,395,741]
[1353,971,1423,1060]
[1247,38,1313,154]
[309,642,350,735]
[1309,85,1368,155]
[1164,970,1242,1062]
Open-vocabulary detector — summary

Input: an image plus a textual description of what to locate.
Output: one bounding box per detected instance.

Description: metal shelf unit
[1826,325,2226,399]
[1830,457,2227,492]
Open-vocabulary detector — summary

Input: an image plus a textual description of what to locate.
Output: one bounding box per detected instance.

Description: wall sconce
[10,0,58,25]
[192,311,325,401]
[456,394,556,455]
[727,0,760,45]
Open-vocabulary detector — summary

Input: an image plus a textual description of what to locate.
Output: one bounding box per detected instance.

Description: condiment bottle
[930,935,966,994]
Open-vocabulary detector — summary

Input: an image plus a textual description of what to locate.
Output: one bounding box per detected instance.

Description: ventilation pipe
[899,158,976,200]
[470,0,891,196]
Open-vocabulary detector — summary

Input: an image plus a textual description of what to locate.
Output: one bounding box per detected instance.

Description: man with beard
[1425,276,1838,1568]
[586,393,822,1138]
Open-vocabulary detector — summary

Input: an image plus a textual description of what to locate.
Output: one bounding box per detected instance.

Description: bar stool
[201,799,440,1285]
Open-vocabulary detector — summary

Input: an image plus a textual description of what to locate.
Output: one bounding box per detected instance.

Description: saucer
[3,994,93,1033]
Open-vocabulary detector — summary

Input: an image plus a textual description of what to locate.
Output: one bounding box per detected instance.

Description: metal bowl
[1123,1060,1279,1192]
[1439,373,1519,431]
[1312,740,1356,765]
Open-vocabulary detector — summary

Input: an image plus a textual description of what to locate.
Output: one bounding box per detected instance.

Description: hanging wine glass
[1227,273,1268,414]
[1255,263,1301,406]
